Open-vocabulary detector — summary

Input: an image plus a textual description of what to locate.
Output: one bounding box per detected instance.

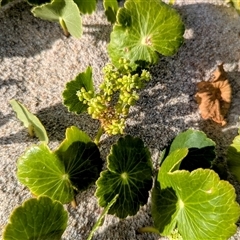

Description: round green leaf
[3,196,68,240]
[152,149,240,240]
[10,99,49,144]
[96,135,153,218]
[63,66,94,114]
[169,129,216,153]
[151,182,178,237]
[163,129,216,171]
[17,130,102,203]
[107,0,185,68]
[56,141,102,191]
[32,0,82,38]
[17,144,74,203]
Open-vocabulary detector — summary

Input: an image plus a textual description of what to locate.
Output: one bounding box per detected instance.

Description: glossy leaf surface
[108,0,185,68]
[10,99,48,143]
[3,196,68,240]
[169,129,215,153]
[96,135,153,218]
[167,129,216,171]
[56,141,102,191]
[17,143,74,203]
[17,127,102,203]
[152,148,240,239]
[63,66,94,114]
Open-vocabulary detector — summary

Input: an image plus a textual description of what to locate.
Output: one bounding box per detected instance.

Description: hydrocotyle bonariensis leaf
[10,99,49,143]
[107,0,185,69]
[17,143,74,203]
[32,0,82,38]
[165,129,216,171]
[63,66,94,114]
[3,196,68,240]
[17,127,102,203]
[96,135,153,218]
[152,148,240,240]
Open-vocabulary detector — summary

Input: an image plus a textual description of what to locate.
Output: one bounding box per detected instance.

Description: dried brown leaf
[195,63,232,126]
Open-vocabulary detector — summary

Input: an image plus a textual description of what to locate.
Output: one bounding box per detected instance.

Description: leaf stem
[59,18,70,37]
[87,195,118,240]
[94,127,104,145]
[137,226,160,235]
[71,198,77,208]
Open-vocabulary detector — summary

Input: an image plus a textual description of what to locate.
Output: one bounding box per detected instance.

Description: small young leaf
[10,99,49,143]
[227,127,240,182]
[103,0,119,24]
[3,196,68,240]
[17,127,102,203]
[152,148,240,239]
[63,66,94,114]
[32,0,82,38]
[96,135,153,218]
[107,0,185,69]
[73,0,96,14]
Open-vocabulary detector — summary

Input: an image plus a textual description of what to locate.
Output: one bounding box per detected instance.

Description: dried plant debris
[195,64,232,126]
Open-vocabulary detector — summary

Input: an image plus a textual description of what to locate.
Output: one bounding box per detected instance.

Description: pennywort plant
[3,0,240,240]
[63,0,185,140]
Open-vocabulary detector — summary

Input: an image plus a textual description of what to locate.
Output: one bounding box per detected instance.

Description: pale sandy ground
[0,0,240,239]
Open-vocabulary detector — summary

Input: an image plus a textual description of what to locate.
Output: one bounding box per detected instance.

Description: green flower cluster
[77,59,151,135]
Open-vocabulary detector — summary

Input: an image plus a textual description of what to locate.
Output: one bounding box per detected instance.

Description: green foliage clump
[4,1,240,240]
[77,59,151,135]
